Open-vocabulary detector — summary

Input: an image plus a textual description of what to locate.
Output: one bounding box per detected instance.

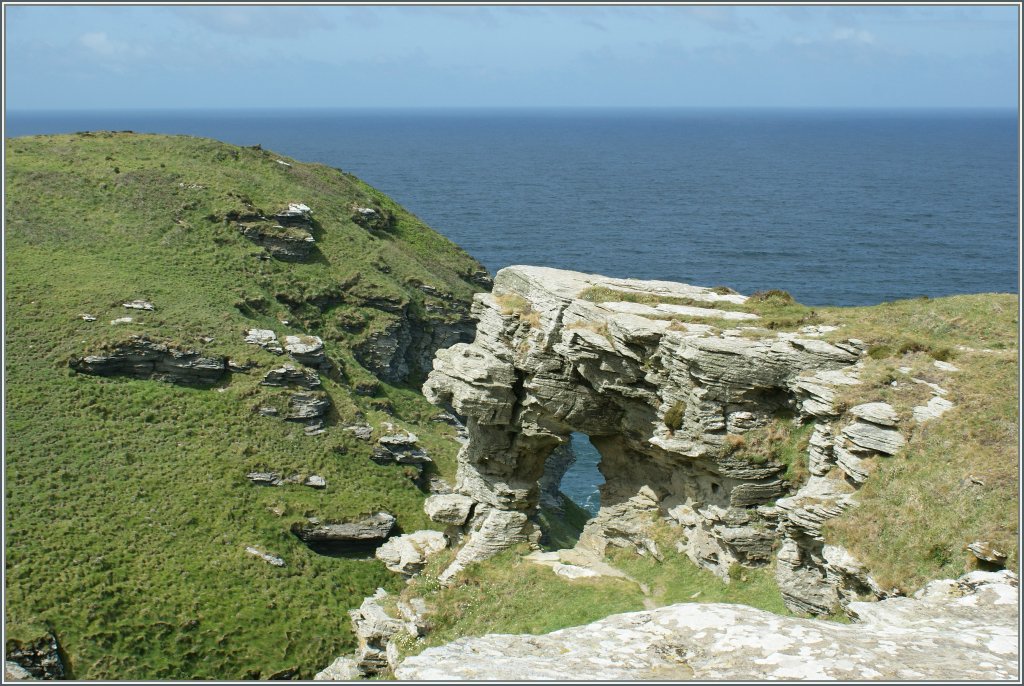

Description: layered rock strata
[69,335,226,386]
[422,266,912,613]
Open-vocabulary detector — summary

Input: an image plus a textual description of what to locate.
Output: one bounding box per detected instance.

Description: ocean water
[6,108,1018,513]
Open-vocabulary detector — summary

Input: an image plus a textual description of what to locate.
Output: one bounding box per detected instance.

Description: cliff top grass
[4,132,487,679]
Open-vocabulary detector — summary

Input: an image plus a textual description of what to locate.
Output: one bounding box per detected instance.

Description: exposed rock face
[261,364,321,389]
[395,571,1019,681]
[69,335,226,386]
[245,546,285,567]
[424,494,474,526]
[372,430,431,465]
[291,513,396,543]
[5,632,66,680]
[354,316,475,384]
[245,328,283,355]
[422,266,870,593]
[537,443,577,511]
[375,530,448,576]
[237,203,317,261]
[285,391,331,420]
[313,656,360,681]
[283,335,327,368]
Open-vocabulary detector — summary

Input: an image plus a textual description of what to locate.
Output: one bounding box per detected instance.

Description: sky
[3,3,1020,110]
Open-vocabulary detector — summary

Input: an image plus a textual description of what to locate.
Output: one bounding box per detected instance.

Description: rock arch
[424,266,891,613]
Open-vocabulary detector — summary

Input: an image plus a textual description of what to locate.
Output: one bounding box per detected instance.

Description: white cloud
[79,32,117,56]
[832,27,875,45]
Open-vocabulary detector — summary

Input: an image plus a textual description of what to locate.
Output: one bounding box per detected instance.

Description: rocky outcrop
[375,530,448,576]
[347,589,424,675]
[69,335,226,386]
[5,632,66,680]
[422,266,874,595]
[353,315,475,384]
[372,429,431,465]
[395,571,1019,681]
[261,364,321,389]
[313,657,360,681]
[237,203,317,261]
[245,546,285,567]
[424,493,474,526]
[291,513,396,543]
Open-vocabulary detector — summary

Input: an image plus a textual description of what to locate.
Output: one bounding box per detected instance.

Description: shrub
[663,400,686,432]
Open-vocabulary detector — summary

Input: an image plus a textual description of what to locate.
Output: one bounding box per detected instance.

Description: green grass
[4,132,486,679]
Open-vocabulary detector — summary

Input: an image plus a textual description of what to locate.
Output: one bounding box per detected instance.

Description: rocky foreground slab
[395,571,1018,681]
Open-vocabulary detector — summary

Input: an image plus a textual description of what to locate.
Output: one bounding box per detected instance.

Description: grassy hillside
[4,132,487,679]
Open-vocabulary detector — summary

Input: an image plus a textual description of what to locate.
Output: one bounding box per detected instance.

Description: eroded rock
[291,512,396,543]
[396,571,1020,681]
[69,335,226,386]
[375,530,448,576]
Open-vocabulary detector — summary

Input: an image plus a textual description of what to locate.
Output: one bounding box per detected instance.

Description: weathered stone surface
[396,571,1019,681]
[4,632,66,680]
[283,335,326,367]
[245,546,285,567]
[424,493,474,525]
[313,656,360,681]
[968,541,1008,565]
[375,530,448,576]
[372,430,431,465]
[421,266,862,584]
[245,328,283,354]
[285,391,330,420]
[848,402,899,427]
[69,335,226,386]
[343,424,373,441]
[349,589,405,675]
[291,512,396,542]
[261,364,321,389]
[842,420,906,455]
[913,396,954,423]
[5,661,34,680]
[122,299,154,310]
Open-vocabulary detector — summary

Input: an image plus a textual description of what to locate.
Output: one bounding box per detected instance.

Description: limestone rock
[424,493,474,525]
[304,475,326,489]
[841,420,906,455]
[375,530,448,576]
[245,328,283,354]
[343,424,373,441]
[848,402,899,427]
[261,364,321,389]
[913,396,954,423]
[349,589,405,675]
[422,265,864,583]
[110,316,133,325]
[69,335,226,386]
[283,335,326,367]
[968,541,1008,565]
[396,571,1020,681]
[285,391,330,420]
[314,656,360,681]
[245,546,285,567]
[122,299,154,310]
[292,512,396,542]
[373,430,431,465]
[5,661,34,680]
[4,632,66,680]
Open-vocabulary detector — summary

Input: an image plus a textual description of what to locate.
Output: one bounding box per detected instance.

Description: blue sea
[5,108,1019,512]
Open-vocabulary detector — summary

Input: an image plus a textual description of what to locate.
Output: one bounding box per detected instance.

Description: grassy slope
[4,132,485,679]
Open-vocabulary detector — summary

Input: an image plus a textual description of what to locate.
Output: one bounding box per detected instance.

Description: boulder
[375,530,448,576]
[122,299,154,310]
[373,431,431,465]
[291,512,396,542]
[283,335,327,367]
[424,494,474,525]
[913,396,954,423]
[245,328,283,354]
[841,420,906,456]
[314,656,360,681]
[848,402,899,427]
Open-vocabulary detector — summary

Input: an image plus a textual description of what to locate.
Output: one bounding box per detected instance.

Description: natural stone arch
[424,266,897,614]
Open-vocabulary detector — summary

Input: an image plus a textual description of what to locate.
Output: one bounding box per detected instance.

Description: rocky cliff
[422,266,962,615]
